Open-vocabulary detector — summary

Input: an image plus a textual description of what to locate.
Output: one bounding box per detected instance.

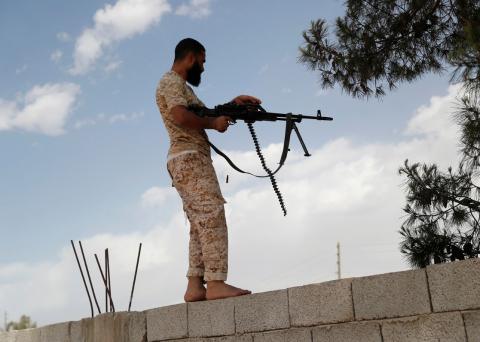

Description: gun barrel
[268,112,333,121]
[189,105,333,122]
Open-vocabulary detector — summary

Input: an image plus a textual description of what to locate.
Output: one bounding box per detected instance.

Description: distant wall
[2,258,480,341]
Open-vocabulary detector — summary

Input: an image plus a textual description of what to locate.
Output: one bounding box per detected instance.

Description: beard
[186,61,202,87]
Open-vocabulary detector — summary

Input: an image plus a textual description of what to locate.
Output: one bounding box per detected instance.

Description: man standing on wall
[156,38,260,301]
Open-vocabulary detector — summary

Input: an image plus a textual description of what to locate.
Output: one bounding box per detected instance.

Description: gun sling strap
[208,115,295,216]
[208,113,294,178]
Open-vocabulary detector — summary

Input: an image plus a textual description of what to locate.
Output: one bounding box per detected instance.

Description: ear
[186,52,196,67]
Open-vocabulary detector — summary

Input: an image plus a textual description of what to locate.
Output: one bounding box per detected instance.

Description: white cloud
[74,113,106,129]
[405,83,461,142]
[0,83,81,136]
[70,0,171,75]
[0,230,175,324]
[74,111,143,129]
[109,112,144,123]
[74,118,97,129]
[141,186,175,208]
[104,60,123,73]
[175,0,211,18]
[258,64,269,75]
[0,84,466,326]
[57,32,71,42]
[50,49,63,63]
[15,64,28,74]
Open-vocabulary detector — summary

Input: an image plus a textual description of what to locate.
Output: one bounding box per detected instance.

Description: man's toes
[234,288,250,296]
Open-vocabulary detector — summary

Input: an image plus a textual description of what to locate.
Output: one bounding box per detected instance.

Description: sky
[0,0,465,327]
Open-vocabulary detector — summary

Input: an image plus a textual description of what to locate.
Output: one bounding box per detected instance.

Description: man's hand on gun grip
[213,116,232,133]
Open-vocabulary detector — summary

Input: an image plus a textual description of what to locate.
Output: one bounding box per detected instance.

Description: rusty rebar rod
[94,253,115,312]
[79,241,101,314]
[128,243,142,312]
[106,248,112,312]
[104,248,108,313]
[70,240,94,318]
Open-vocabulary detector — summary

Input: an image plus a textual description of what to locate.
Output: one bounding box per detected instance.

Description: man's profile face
[186,51,205,87]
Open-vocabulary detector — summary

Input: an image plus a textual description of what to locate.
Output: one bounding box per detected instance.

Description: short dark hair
[174,38,205,62]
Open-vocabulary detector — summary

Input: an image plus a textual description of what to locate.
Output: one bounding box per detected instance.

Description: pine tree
[299,0,480,98]
[398,93,480,267]
[300,0,480,267]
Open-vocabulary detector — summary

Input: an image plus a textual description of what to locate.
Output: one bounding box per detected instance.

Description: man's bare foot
[206,281,251,300]
[184,276,207,302]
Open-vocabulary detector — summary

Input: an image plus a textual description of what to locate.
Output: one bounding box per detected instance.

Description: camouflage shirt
[155,70,211,158]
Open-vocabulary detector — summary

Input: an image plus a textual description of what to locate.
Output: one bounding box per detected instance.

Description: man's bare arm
[170,105,230,132]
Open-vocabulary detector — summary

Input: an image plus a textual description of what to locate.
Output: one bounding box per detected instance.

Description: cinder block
[163,336,252,342]
[113,312,133,342]
[128,312,146,342]
[427,258,480,312]
[201,336,253,342]
[0,331,16,342]
[93,313,115,342]
[352,269,431,320]
[205,336,253,342]
[289,278,354,326]
[234,290,290,334]
[88,312,131,342]
[81,318,94,342]
[188,297,235,337]
[312,321,382,342]
[40,322,70,342]
[463,310,480,342]
[75,311,144,342]
[253,328,311,342]
[231,336,253,342]
[146,303,188,341]
[69,320,84,342]
[381,311,466,342]
[14,328,41,342]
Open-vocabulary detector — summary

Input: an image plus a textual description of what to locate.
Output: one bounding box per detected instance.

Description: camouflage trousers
[167,151,228,281]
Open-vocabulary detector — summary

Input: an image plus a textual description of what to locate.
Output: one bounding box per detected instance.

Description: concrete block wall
[2,258,480,342]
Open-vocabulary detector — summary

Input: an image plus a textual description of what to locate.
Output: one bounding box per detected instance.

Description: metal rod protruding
[94,253,115,312]
[71,240,94,318]
[106,248,112,312]
[128,243,142,312]
[79,241,101,314]
[104,249,108,313]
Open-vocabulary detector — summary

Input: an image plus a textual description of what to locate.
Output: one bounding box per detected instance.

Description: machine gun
[188,102,333,216]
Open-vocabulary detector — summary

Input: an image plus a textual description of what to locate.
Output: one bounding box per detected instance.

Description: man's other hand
[213,116,231,132]
[232,95,262,105]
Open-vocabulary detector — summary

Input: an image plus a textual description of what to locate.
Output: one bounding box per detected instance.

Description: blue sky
[0,0,462,326]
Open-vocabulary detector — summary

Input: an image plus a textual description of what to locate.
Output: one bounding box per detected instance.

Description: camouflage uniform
[156,70,228,281]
